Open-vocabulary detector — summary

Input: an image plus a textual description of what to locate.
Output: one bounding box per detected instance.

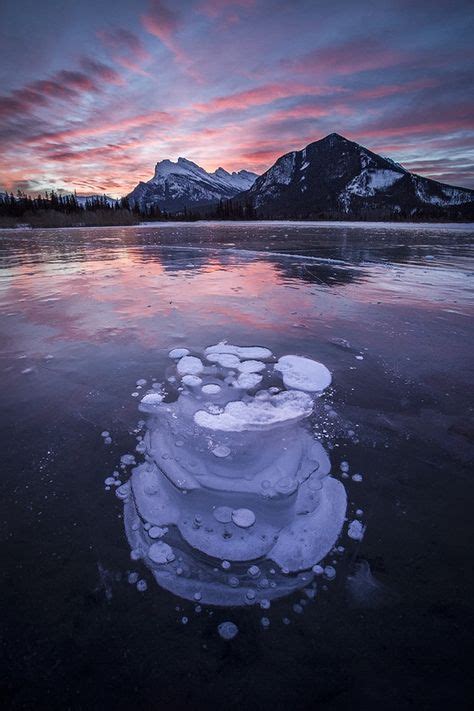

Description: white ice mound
[275,355,332,393]
[118,343,346,606]
[194,391,313,432]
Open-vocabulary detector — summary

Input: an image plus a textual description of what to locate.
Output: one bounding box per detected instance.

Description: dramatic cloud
[0,0,472,195]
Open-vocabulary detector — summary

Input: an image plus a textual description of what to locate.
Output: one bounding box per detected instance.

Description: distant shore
[1,219,472,232]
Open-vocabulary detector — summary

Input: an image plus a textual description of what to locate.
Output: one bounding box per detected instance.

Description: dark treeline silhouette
[0,191,259,227]
[1,190,467,227]
[0,190,140,228]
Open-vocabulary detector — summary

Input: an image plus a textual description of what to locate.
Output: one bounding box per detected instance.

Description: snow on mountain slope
[237,133,474,220]
[128,158,257,212]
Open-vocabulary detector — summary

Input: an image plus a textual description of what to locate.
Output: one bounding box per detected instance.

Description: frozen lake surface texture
[1,222,473,710]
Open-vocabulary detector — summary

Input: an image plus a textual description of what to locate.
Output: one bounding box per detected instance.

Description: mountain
[236,133,474,220]
[75,194,115,207]
[127,157,257,213]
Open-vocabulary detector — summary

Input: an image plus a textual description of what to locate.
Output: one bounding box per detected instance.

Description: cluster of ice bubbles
[114,342,348,609]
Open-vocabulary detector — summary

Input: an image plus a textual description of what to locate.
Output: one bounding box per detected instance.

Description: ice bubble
[348,520,366,540]
[169,348,190,359]
[104,437,112,445]
[235,372,263,390]
[355,509,364,517]
[231,508,256,528]
[217,621,238,640]
[206,353,240,368]
[128,572,139,584]
[237,360,266,374]
[116,482,131,500]
[181,616,188,624]
[206,342,272,360]
[121,454,136,466]
[352,474,363,482]
[177,356,203,376]
[213,506,233,523]
[248,565,260,578]
[101,431,110,438]
[275,355,332,393]
[260,599,271,610]
[104,476,116,486]
[293,603,303,614]
[136,579,147,592]
[212,445,231,458]
[148,541,175,564]
[340,461,349,473]
[324,566,336,580]
[149,526,167,539]
[194,390,313,432]
[202,383,221,394]
[136,379,147,386]
[261,617,270,628]
[140,392,164,406]
[182,375,202,387]
[115,341,347,606]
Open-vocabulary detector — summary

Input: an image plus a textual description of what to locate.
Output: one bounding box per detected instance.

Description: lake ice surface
[1,221,472,708]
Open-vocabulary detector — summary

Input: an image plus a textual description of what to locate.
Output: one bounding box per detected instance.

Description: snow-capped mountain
[75,194,115,207]
[237,133,474,220]
[128,157,257,212]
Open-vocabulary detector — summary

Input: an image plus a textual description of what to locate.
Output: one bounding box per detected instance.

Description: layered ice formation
[116,342,347,606]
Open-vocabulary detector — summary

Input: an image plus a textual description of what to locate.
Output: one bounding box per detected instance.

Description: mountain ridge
[235,133,473,220]
[128,157,257,213]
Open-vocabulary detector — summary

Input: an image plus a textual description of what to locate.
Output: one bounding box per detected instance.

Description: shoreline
[1,219,473,233]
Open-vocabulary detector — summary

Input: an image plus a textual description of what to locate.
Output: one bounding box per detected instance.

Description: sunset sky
[0,0,473,197]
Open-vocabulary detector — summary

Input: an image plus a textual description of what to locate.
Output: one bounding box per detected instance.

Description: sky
[0,0,473,197]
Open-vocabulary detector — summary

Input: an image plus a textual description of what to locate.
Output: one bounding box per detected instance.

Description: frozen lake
[1,221,473,709]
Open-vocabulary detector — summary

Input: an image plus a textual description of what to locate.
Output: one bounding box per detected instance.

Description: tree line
[0,190,259,227]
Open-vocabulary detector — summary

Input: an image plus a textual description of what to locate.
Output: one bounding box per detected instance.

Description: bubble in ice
[235,372,263,390]
[202,383,222,394]
[213,506,233,523]
[237,360,266,374]
[114,342,347,606]
[348,520,366,540]
[148,541,175,564]
[182,375,202,387]
[218,621,239,640]
[274,355,332,393]
[212,445,231,458]
[231,508,256,528]
[177,356,204,376]
[324,566,337,580]
[169,348,190,359]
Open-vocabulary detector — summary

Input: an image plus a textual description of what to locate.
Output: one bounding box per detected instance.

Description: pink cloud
[141,0,180,44]
[286,38,405,77]
[141,0,202,79]
[193,83,334,113]
[198,0,255,19]
[97,27,153,76]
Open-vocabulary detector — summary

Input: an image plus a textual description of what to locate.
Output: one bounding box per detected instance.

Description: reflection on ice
[116,342,347,606]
